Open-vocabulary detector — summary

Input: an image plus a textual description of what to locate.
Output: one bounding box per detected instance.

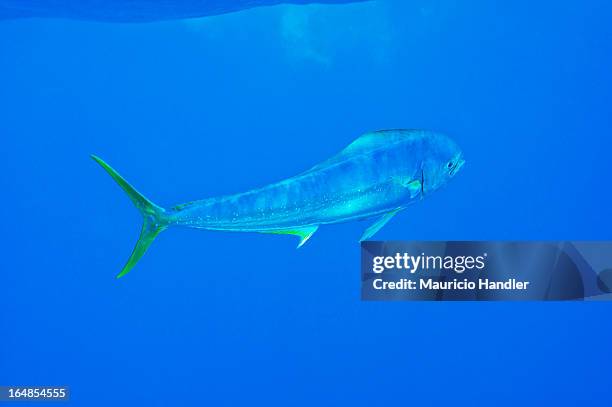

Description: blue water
[0,0,368,22]
[1,1,611,405]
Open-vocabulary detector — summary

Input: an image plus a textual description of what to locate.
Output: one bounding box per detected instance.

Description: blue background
[1,0,611,405]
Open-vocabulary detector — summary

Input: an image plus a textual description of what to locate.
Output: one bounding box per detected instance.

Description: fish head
[421,133,465,195]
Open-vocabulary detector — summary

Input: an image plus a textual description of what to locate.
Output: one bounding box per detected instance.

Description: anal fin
[263,225,319,248]
[360,209,402,242]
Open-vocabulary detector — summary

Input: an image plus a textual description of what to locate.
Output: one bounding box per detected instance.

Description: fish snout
[450,155,465,177]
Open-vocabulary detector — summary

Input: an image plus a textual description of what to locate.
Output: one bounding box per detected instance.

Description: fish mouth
[450,154,465,176]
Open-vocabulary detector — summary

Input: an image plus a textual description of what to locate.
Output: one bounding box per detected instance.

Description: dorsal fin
[305,130,421,173]
[343,130,405,154]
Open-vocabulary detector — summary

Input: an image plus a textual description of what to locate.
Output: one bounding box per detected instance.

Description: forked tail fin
[91,155,168,278]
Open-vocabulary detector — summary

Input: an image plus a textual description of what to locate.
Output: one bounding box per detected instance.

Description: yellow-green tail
[91,155,168,278]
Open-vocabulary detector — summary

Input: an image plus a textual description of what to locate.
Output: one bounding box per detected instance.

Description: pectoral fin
[360,209,402,242]
[405,179,422,199]
[263,225,319,248]
[393,177,422,199]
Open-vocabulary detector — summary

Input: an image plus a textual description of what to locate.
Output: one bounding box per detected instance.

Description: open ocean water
[1,0,611,405]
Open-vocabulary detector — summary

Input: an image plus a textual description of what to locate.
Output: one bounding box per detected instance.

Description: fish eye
[447,161,454,169]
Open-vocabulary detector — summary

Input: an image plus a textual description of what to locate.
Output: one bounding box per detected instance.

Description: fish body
[172,130,450,230]
[92,129,465,277]
[0,0,368,22]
